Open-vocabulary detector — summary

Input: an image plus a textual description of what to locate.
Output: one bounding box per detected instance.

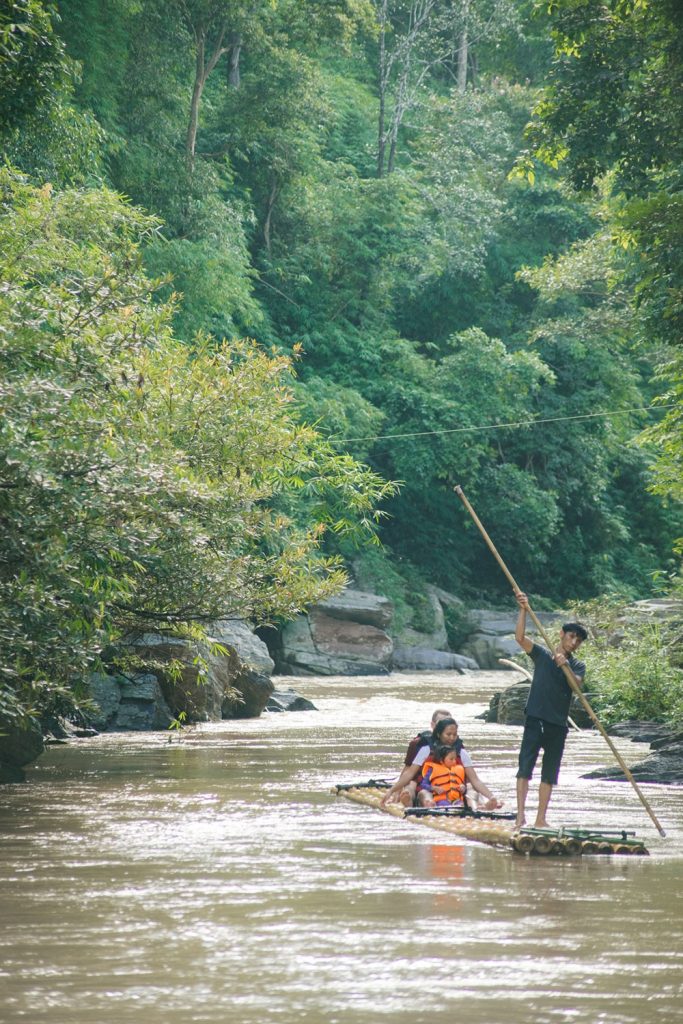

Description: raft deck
[334,783,649,857]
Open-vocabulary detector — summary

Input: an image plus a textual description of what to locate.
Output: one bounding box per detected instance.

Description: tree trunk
[376,0,389,177]
[185,21,229,172]
[263,179,280,254]
[457,29,468,92]
[228,32,242,88]
[457,0,470,94]
[186,31,206,171]
[468,46,478,89]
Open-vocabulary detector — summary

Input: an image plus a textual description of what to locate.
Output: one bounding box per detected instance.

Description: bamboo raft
[334,782,649,857]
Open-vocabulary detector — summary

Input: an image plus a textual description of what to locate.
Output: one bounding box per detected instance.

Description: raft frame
[334,783,649,857]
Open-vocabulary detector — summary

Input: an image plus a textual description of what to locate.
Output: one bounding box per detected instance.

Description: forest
[1,0,682,724]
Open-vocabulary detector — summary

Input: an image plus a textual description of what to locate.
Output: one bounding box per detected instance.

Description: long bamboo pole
[454,485,667,837]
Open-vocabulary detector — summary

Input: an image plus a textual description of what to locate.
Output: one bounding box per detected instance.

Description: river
[1,670,682,1024]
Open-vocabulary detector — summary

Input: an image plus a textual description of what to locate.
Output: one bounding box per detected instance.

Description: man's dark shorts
[517,715,568,785]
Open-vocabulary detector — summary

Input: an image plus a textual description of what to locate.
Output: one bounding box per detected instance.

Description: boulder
[459,610,569,669]
[391,646,478,672]
[624,598,683,623]
[208,619,275,719]
[121,620,274,724]
[396,587,448,650]
[266,688,317,712]
[209,619,274,677]
[650,730,683,751]
[468,608,562,636]
[317,589,393,629]
[88,672,174,731]
[606,720,677,745]
[0,717,44,782]
[582,742,683,785]
[460,632,521,669]
[567,696,594,730]
[279,610,393,676]
[582,720,683,785]
[483,681,594,728]
[129,633,225,721]
[494,683,530,725]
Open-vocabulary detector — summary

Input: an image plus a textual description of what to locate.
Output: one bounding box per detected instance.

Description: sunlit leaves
[0,170,394,722]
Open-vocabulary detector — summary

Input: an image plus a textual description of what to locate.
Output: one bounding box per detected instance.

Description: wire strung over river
[327,402,681,446]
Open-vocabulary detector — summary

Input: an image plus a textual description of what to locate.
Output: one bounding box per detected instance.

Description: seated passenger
[381,717,502,811]
[399,708,454,807]
[418,744,467,808]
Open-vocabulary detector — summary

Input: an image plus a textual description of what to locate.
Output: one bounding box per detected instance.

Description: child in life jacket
[418,744,467,808]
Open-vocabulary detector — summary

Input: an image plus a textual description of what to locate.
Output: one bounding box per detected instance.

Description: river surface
[1,670,682,1024]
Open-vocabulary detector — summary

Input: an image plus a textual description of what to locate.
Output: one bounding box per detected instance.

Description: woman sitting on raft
[418,744,467,808]
[380,717,502,810]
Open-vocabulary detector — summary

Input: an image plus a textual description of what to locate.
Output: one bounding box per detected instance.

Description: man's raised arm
[515,591,534,654]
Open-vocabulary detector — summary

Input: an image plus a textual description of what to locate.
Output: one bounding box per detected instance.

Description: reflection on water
[1,670,682,1024]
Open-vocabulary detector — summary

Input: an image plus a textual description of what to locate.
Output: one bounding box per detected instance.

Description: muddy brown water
[1,671,682,1024]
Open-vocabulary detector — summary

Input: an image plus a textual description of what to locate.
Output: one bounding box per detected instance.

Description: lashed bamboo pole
[454,485,667,837]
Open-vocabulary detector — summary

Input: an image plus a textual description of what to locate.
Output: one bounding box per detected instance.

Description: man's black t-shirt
[525,642,585,727]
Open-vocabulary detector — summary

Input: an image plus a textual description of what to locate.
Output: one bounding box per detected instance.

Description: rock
[430,586,466,611]
[0,717,44,783]
[582,742,683,785]
[495,683,531,725]
[650,730,683,751]
[459,609,572,669]
[88,672,125,728]
[209,619,275,677]
[567,697,594,730]
[391,646,478,672]
[468,609,562,636]
[87,672,174,731]
[41,715,87,740]
[207,620,274,719]
[317,589,393,629]
[606,721,677,745]
[396,587,448,650]
[460,632,521,669]
[279,610,392,676]
[129,634,224,721]
[482,681,594,728]
[583,719,683,785]
[624,598,683,623]
[266,689,317,712]
[222,666,273,719]
[123,620,275,724]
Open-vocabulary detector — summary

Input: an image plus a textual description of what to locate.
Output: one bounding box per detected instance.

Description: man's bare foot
[399,790,413,808]
[515,816,526,829]
[534,819,550,829]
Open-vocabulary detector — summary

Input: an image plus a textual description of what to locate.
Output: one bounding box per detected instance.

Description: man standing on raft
[514,591,588,829]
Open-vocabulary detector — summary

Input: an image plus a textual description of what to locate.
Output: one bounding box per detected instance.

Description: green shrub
[570,596,683,727]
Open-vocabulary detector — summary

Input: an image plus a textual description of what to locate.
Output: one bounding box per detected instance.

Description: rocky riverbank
[2,587,682,786]
[273,584,555,675]
[482,680,683,785]
[583,722,683,786]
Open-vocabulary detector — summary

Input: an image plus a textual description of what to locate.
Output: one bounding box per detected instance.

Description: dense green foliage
[521,0,683,543]
[0,169,392,721]
[1,0,682,722]
[571,594,683,727]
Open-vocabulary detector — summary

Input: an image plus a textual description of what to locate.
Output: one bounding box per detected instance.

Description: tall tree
[0,169,394,723]
[520,0,683,534]
[374,0,520,175]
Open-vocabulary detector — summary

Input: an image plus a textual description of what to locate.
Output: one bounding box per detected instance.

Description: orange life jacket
[419,759,466,805]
